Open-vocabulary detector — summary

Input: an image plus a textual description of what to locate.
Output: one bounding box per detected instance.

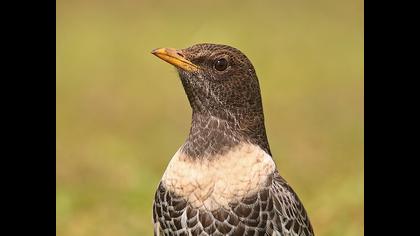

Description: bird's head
[152,43,271,157]
[152,43,263,120]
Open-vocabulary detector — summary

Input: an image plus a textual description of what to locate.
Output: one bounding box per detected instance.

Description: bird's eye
[214,58,228,71]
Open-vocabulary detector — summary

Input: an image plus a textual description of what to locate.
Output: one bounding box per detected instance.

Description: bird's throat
[181,111,271,159]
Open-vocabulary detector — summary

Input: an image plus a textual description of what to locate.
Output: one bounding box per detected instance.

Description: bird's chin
[177,68,198,79]
[177,69,203,87]
[177,68,189,77]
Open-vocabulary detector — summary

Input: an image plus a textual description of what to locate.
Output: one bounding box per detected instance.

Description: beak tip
[151,48,159,55]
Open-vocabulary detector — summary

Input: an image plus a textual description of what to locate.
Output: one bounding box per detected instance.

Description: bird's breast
[161,143,276,211]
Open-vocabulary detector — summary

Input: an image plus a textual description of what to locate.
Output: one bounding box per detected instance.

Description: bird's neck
[181,110,271,159]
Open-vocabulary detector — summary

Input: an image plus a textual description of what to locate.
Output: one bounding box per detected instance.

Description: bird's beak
[151,48,199,72]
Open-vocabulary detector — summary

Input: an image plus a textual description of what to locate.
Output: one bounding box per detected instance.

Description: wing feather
[269,170,314,236]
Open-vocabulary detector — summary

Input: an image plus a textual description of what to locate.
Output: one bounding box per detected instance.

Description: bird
[151,43,314,236]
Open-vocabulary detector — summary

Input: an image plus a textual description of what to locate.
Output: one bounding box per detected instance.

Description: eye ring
[214,58,228,71]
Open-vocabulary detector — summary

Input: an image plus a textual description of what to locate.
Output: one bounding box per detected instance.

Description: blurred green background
[57,0,363,235]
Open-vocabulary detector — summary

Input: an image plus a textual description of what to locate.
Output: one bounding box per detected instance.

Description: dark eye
[214,58,228,71]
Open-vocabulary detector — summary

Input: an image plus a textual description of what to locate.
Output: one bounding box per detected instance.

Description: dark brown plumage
[151,43,314,236]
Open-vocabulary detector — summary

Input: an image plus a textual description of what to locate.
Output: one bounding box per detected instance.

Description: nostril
[177,52,185,58]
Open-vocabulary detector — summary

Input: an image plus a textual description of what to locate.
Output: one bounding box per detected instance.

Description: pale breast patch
[161,143,275,211]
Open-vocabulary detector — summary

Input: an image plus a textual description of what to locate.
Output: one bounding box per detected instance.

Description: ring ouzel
[151,43,314,236]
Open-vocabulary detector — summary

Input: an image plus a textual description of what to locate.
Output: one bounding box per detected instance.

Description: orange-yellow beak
[151,48,199,72]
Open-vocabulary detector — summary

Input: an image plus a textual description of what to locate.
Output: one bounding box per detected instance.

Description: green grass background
[57,0,363,235]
